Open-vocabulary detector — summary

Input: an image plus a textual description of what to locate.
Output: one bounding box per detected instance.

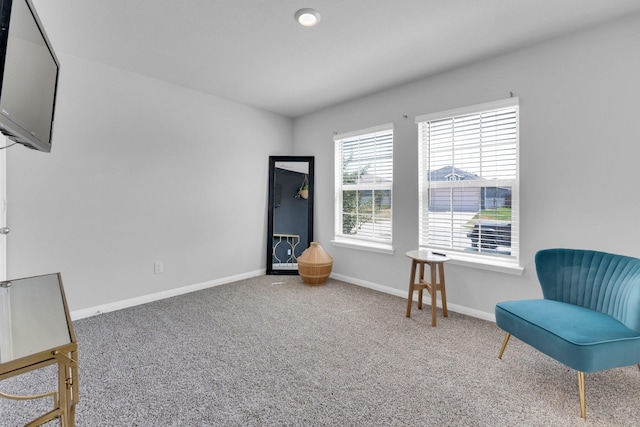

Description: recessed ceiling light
[295,8,321,27]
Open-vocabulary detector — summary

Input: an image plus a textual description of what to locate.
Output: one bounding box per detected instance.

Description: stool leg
[430,262,437,327]
[439,262,448,317]
[417,262,425,310]
[406,260,417,317]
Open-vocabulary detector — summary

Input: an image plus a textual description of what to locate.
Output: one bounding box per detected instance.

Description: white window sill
[422,249,524,276]
[331,239,395,255]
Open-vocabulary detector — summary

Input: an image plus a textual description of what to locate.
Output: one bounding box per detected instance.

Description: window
[334,124,393,246]
[416,98,519,267]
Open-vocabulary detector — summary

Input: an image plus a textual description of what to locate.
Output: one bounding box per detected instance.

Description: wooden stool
[405,250,449,326]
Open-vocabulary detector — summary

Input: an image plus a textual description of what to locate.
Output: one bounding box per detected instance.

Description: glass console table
[0,273,78,426]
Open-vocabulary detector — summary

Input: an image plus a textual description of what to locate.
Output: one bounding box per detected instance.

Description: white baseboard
[329,272,496,323]
[70,269,266,321]
[70,269,496,323]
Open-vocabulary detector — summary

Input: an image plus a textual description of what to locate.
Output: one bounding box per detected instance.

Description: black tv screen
[0,0,59,153]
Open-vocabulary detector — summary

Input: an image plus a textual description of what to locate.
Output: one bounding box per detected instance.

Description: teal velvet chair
[495,248,640,418]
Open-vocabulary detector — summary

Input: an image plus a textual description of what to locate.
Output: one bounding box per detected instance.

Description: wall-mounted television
[0,0,59,153]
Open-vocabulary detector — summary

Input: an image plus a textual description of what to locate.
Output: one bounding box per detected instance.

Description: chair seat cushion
[495,299,640,372]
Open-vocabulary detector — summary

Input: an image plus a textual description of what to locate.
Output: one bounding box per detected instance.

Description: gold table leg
[53,350,79,427]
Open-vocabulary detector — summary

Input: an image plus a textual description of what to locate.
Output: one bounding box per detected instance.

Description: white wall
[7,12,640,320]
[7,54,293,312]
[293,12,640,319]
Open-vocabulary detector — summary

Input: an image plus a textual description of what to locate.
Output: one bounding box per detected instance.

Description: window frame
[332,123,394,253]
[415,98,522,274]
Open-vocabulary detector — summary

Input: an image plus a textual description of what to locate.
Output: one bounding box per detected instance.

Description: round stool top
[405,250,450,262]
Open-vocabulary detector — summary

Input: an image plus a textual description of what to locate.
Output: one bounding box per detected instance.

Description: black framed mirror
[267,156,314,275]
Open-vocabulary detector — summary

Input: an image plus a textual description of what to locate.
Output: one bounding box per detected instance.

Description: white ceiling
[32,0,640,118]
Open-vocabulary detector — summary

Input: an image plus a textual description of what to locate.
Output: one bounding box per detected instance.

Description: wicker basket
[297,242,333,285]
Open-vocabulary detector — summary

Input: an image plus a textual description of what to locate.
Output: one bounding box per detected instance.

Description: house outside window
[334,124,393,246]
[416,98,519,268]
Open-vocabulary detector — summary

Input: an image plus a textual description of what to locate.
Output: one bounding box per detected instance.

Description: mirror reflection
[267,156,314,274]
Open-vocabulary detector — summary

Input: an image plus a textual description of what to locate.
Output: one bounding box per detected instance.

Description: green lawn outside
[465,207,512,228]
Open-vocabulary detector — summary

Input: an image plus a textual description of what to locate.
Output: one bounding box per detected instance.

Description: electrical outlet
[154,261,164,274]
[287,248,292,256]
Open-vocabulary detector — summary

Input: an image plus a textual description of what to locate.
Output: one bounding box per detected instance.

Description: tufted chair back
[535,248,640,333]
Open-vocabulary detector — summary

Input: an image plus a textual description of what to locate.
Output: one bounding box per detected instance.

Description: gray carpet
[1,276,639,426]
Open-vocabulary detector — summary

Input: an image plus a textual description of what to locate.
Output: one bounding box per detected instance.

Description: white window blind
[416,98,519,264]
[334,124,393,243]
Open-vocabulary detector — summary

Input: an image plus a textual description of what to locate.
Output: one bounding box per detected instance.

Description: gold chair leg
[578,371,586,419]
[498,333,511,359]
